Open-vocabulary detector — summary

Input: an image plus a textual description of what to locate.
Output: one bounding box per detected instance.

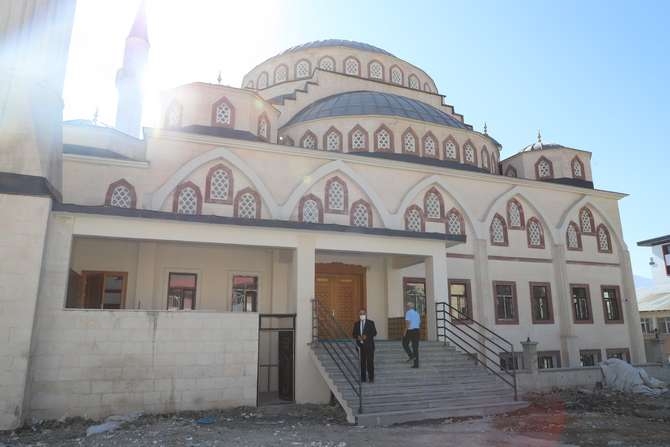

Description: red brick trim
[257,71,269,89]
[505,165,518,177]
[172,181,202,214]
[367,60,385,81]
[422,131,439,159]
[481,146,490,170]
[445,208,466,235]
[343,56,361,76]
[535,156,554,180]
[233,187,261,219]
[492,281,519,325]
[526,217,545,249]
[323,126,343,152]
[490,213,509,246]
[596,224,613,253]
[294,59,311,79]
[373,124,394,153]
[448,278,473,324]
[164,100,182,128]
[300,130,318,150]
[204,164,234,204]
[298,193,324,223]
[401,127,419,155]
[318,56,336,71]
[257,112,270,141]
[570,283,593,324]
[350,199,373,227]
[443,135,460,161]
[105,178,137,208]
[529,282,554,324]
[273,63,288,83]
[348,124,369,152]
[462,139,478,166]
[601,285,624,324]
[506,198,525,230]
[423,187,444,221]
[389,64,404,85]
[571,155,585,180]
[211,96,235,128]
[325,176,348,214]
[566,221,583,251]
[404,205,425,231]
[579,207,595,235]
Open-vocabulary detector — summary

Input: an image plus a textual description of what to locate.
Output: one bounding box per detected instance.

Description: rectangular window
[606,348,630,363]
[640,318,653,335]
[571,284,593,323]
[167,272,197,311]
[601,285,623,323]
[71,271,128,309]
[499,352,524,371]
[658,317,670,334]
[580,349,602,367]
[530,282,554,324]
[537,350,561,369]
[663,244,670,276]
[493,281,518,324]
[232,275,258,312]
[448,279,472,322]
[403,277,427,317]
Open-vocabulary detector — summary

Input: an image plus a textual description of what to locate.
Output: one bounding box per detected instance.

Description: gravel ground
[2,390,670,447]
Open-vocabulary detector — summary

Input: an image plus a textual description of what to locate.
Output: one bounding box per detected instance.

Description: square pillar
[425,249,449,341]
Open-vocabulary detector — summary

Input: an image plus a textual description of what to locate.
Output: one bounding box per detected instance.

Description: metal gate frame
[256,314,296,406]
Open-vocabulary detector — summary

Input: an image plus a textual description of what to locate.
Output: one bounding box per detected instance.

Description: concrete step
[341,389,512,405]
[357,394,517,414]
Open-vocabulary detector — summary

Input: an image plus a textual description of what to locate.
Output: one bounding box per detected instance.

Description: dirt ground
[2,390,670,447]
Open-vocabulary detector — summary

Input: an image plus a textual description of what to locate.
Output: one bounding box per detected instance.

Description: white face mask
[359,315,366,321]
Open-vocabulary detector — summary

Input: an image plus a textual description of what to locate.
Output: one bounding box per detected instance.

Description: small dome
[520,131,564,152]
[276,39,394,58]
[284,90,467,129]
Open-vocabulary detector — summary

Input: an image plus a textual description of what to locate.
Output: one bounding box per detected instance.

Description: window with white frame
[295,60,310,78]
[351,201,371,227]
[658,317,670,334]
[375,127,391,151]
[527,219,543,248]
[580,208,594,233]
[405,207,423,232]
[109,184,133,208]
[444,139,458,160]
[301,198,320,223]
[344,57,360,75]
[403,131,416,153]
[508,200,522,228]
[572,157,584,178]
[325,129,341,151]
[464,143,475,164]
[537,158,553,179]
[446,210,463,235]
[641,318,653,335]
[408,75,419,89]
[491,215,507,245]
[350,127,366,151]
[319,57,335,71]
[597,225,611,252]
[215,102,232,125]
[326,179,346,212]
[177,186,199,215]
[391,66,403,84]
[567,223,581,250]
[301,132,316,150]
[209,168,231,201]
[237,192,258,219]
[424,192,442,219]
[274,65,288,83]
[423,135,436,157]
[369,61,383,80]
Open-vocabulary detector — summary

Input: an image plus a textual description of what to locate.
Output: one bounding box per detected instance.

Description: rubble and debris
[600,359,668,395]
[85,421,121,437]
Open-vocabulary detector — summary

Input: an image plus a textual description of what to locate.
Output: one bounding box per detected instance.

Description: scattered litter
[196,416,216,425]
[106,412,143,423]
[86,421,121,436]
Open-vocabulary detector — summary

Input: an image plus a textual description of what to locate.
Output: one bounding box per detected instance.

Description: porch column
[621,249,646,363]
[425,248,449,341]
[553,243,579,367]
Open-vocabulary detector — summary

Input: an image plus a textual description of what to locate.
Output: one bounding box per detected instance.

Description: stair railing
[435,301,517,400]
[311,299,363,413]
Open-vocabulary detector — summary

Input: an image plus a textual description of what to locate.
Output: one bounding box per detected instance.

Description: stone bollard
[521,337,539,373]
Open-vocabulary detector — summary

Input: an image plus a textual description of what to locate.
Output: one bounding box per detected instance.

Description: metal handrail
[311,299,363,413]
[436,302,517,400]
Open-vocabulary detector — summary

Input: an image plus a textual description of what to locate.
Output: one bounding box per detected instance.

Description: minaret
[115,1,149,138]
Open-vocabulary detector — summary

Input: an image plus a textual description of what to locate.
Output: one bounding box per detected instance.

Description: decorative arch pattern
[408,74,420,89]
[404,205,424,232]
[490,213,508,246]
[422,132,438,158]
[205,164,234,204]
[443,136,460,161]
[463,140,477,166]
[300,130,318,150]
[295,59,311,79]
[390,65,404,85]
[535,156,554,179]
[506,198,525,229]
[173,181,202,215]
[402,128,418,154]
[526,217,545,249]
[234,188,261,219]
[579,207,595,235]
[446,208,465,236]
[318,56,335,71]
[211,96,235,127]
[481,146,490,170]
[368,60,384,80]
[257,113,270,141]
[423,187,444,221]
[597,224,613,253]
[323,126,343,152]
[350,199,372,227]
[325,176,348,214]
[348,125,369,152]
[374,125,394,152]
[106,179,137,209]
[274,64,288,83]
[505,166,518,177]
[566,221,582,251]
[299,194,324,224]
[344,56,360,76]
[572,156,585,179]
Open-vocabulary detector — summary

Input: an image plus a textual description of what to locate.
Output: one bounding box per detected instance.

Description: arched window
[173,181,202,215]
[390,65,403,85]
[323,127,342,152]
[281,135,294,146]
[350,199,372,227]
[572,156,585,179]
[443,136,459,161]
[344,57,360,76]
[526,217,545,249]
[446,208,465,235]
[205,164,233,204]
[506,199,524,229]
[491,154,498,174]
[463,141,477,165]
[481,147,490,170]
[404,205,424,232]
[212,96,235,127]
[505,166,517,177]
[597,224,612,253]
[257,113,270,141]
[368,60,384,80]
[318,56,335,71]
[423,82,431,92]
[106,179,136,208]
[325,177,348,214]
[348,125,368,152]
[165,101,182,128]
[374,125,393,152]
[274,64,288,83]
[408,74,419,89]
[424,188,444,221]
[257,72,268,89]
[245,80,254,89]
[300,131,317,150]
[234,188,261,219]
[422,132,438,158]
[295,59,311,79]
[579,207,595,234]
[402,128,418,154]
[535,156,554,179]
[566,221,582,251]
[299,194,323,224]
[490,213,508,246]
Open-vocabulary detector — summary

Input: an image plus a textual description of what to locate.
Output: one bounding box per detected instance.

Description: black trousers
[402,329,420,367]
[359,345,374,381]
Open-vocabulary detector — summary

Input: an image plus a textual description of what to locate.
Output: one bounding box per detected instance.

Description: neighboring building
[0,2,645,429]
[637,235,670,363]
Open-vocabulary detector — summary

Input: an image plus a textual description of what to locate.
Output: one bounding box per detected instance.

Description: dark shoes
[411,365,419,369]
[405,356,415,363]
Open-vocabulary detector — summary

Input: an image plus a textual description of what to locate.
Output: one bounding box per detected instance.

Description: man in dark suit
[352,309,377,383]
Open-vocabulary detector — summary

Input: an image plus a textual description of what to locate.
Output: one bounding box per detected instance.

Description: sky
[62,0,670,280]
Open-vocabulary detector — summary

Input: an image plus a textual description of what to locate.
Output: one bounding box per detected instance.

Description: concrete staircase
[310,340,527,426]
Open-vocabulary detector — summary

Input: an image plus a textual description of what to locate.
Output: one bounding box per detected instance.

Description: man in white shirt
[403,302,421,368]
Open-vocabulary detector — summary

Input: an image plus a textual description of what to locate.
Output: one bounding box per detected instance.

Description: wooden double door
[315,263,366,337]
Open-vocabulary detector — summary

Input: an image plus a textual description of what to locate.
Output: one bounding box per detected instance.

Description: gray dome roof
[283,91,468,129]
[277,39,394,58]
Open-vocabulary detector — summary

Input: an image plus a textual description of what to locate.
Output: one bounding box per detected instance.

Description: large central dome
[283,91,468,129]
[275,39,395,57]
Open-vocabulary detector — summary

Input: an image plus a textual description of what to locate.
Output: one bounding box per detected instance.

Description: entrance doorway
[257,314,295,405]
[315,263,366,336]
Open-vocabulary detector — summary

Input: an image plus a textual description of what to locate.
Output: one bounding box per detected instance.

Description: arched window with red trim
[106,179,137,209]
